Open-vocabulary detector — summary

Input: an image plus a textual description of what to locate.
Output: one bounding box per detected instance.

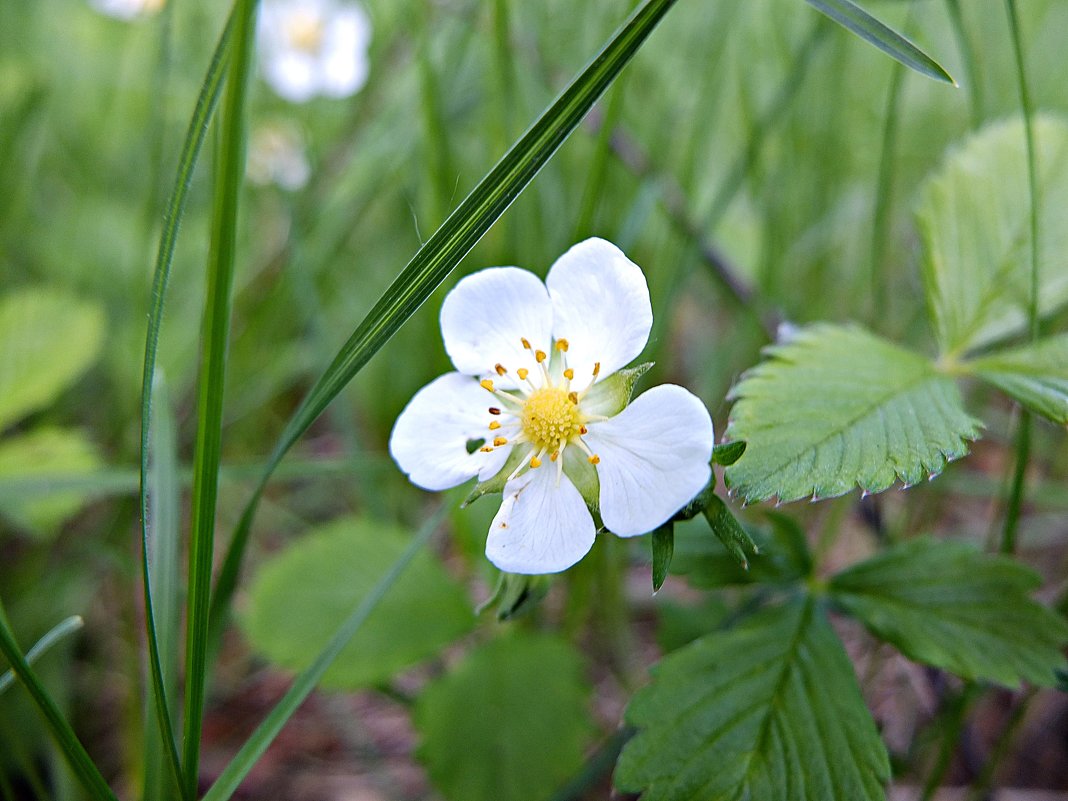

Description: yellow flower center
[287,11,325,53]
[521,388,582,452]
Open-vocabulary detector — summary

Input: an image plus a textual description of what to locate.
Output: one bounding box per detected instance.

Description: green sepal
[581,362,653,417]
[711,440,746,466]
[477,572,552,621]
[672,476,716,521]
[702,494,758,570]
[651,522,674,593]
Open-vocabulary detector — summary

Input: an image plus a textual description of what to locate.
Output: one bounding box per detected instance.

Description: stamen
[493,437,508,447]
[568,391,579,405]
[578,425,588,435]
[479,446,493,453]
[517,368,529,380]
[488,407,501,415]
[530,455,542,469]
[495,364,507,376]
[489,421,502,431]
[555,339,569,352]
[480,379,495,392]
[588,454,601,465]
[593,362,601,377]
[521,337,532,350]
[550,451,559,462]
[563,368,574,380]
[535,349,547,363]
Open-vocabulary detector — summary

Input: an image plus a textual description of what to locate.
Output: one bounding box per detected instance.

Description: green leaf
[703,494,758,569]
[804,0,954,84]
[0,615,83,697]
[967,333,1068,424]
[829,537,1068,687]
[711,439,746,466]
[414,633,593,801]
[0,428,101,536]
[725,324,981,504]
[241,517,473,689]
[210,0,681,637]
[616,599,890,801]
[0,288,105,430]
[651,522,674,592]
[917,116,1068,356]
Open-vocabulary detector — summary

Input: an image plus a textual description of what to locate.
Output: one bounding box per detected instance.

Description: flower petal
[546,238,652,383]
[440,267,553,383]
[583,384,713,537]
[389,372,511,491]
[486,466,596,574]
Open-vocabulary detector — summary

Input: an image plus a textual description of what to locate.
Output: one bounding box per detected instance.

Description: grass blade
[208,0,680,640]
[0,615,83,696]
[0,607,117,801]
[138,7,235,796]
[200,507,447,801]
[181,1,258,796]
[805,0,956,84]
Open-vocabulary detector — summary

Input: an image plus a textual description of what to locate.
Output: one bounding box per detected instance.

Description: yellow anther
[579,425,588,435]
[563,368,574,380]
[568,391,579,405]
[529,456,542,469]
[521,337,532,350]
[550,451,559,462]
[489,421,502,431]
[489,407,501,415]
[479,446,493,453]
[480,379,495,391]
[555,339,570,352]
[493,437,508,447]
[588,454,601,465]
[593,361,601,377]
[535,350,547,363]
[495,364,507,376]
[517,368,529,380]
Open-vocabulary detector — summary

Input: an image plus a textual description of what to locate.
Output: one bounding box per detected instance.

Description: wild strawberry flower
[246,123,311,191]
[258,0,372,103]
[89,0,164,20]
[390,238,714,574]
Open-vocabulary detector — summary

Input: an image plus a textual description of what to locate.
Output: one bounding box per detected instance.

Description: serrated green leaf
[703,494,757,569]
[917,116,1068,356]
[414,634,593,801]
[616,598,890,801]
[725,324,981,504]
[671,511,811,589]
[829,537,1068,687]
[967,333,1068,424]
[805,0,954,84]
[0,288,105,430]
[0,428,101,536]
[711,439,746,466]
[241,517,473,689]
[651,522,674,592]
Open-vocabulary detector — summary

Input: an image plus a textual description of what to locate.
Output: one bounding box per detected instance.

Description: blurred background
[1,0,1066,798]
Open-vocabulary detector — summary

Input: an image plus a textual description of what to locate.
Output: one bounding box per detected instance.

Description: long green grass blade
[0,615,83,696]
[200,507,446,801]
[138,8,235,796]
[805,0,956,84]
[0,607,117,801]
[182,1,257,796]
[208,0,680,640]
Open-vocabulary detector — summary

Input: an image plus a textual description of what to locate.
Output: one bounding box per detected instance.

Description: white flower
[246,123,311,190]
[390,238,715,575]
[257,0,372,103]
[89,0,164,20]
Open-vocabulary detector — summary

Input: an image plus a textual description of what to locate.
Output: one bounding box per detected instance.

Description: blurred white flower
[246,123,311,191]
[390,239,715,575]
[258,0,372,103]
[89,0,165,20]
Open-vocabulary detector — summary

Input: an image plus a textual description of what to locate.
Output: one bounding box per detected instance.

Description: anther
[563,368,574,380]
[479,446,493,453]
[535,350,547,363]
[489,421,501,431]
[555,339,569,352]
[488,407,501,415]
[480,379,495,391]
[521,337,532,350]
[530,456,542,469]
[568,391,579,404]
[494,364,507,376]
[588,454,601,465]
[579,425,588,435]
[550,451,559,462]
[493,437,508,447]
[593,362,601,377]
[517,368,529,380]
